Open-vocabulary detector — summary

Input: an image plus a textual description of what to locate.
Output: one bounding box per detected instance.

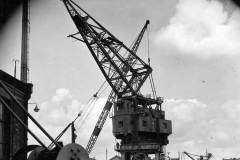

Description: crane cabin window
[118,121,123,128]
[163,122,168,129]
[142,120,147,127]
[116,102,123,112]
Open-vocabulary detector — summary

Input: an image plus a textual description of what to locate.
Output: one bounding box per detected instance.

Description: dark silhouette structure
[0,70,32,160]
[0,0,22,30]
[231,0,240,7]
[62,1,172,159]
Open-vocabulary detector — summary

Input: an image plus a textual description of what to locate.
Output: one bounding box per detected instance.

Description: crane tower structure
[86,19,151,154]
[62,1,172,160]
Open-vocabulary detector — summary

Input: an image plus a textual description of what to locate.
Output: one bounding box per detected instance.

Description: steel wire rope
[74,96,95,127]
[98,83,109,97]
[76,98,98,132]
[75,99,96,130]
[76,81,106,132]
[75,106,94,134]
[75,80,106,128]
[146,23,157,99]
[94,80,107,97]
[75,80,107,134]
[79,99,97,127]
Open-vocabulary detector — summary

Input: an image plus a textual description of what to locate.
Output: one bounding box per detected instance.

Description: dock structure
[0,70,32,160]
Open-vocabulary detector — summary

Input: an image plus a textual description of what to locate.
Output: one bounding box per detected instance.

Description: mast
[20,0,30,83]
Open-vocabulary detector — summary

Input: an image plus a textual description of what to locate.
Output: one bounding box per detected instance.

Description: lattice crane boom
[62,0,152,98]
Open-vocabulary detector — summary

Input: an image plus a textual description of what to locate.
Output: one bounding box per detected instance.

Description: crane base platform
[115,143,162,154]
[115,143,165,160]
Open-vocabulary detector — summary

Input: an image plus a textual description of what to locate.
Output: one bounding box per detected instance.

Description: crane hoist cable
[149,74,157,99]
[75,96,95,127]
[48,110,82,149]
[80,98,98,123]
[146,24,157,99]
[75,98,95,125]
[75,100,97,135]
[75,98,98,133]
[75,79,108,133]
[75,80,108,126]
[94,80,107,97]
[98,83,109,97]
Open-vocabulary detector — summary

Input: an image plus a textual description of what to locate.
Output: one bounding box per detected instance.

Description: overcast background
[1,0,240,159]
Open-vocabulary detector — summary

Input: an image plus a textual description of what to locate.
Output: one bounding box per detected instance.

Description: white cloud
[154,0,240,58]
[163,98,240,159]
[28,88,83,145]
[165,99,206,122]
[28,88,240,159]
[28,88,114,159]
[222,100,240,119]
[52,88,72,102]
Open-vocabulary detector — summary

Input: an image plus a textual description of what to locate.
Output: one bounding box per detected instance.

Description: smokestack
[20,0,30,83]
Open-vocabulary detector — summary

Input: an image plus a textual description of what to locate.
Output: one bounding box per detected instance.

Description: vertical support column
[71,122,76,143]
[155,152,161,160]
[106,148,108,160]
[21,0,29,83]
[155,146,166,160]
[121,152,130,160]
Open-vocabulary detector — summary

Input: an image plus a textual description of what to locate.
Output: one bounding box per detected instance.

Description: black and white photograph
[0,0,240,160]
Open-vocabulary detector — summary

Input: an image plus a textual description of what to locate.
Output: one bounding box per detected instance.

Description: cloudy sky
[1,0,240,159]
